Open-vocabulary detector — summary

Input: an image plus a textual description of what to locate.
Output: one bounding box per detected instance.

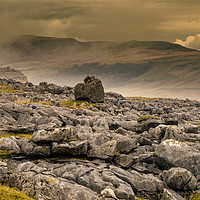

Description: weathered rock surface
[161,188,184,200]
[0,137,20,154]
[163,167,197,190]
[75,76,104,103]
[0,77,200,200]
[155,139,200,176]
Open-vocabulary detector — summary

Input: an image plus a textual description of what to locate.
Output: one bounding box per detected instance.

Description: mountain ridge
[0,35,200,100]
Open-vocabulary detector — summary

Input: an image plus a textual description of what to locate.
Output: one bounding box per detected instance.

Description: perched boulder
[163,167,197,190]
[74,76,104,103]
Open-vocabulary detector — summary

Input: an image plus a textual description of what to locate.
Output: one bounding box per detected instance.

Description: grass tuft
[0,132,32,140]
[0,184,34,200]
[61,100,95,109]
[138,115,158,122]
[190,193,200,200]
[0,150,12,159]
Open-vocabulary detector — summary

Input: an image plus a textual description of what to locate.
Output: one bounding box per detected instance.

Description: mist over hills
[0,35,200,100]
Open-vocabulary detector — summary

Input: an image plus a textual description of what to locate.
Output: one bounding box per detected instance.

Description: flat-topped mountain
[0,67,27,82]
[0,35,200,100]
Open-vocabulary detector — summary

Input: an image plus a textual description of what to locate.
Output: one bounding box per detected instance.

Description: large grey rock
[114,154,134,168]
[114,135,137,153]
[7,172,98,200]
[93,117,109,132]
[20,138,51,156]
[162,125,183,141]
[73,125,94,141]
[163,167,197,191]
[32,127,72,143]
[0,137,20,153]
[155,139,200,176]
[185,124,199,133]
[149,125,168,141]
[87,140,116,161]
[52,140,88,156]
[74,76,104,103]
[137,116,163,132]
[110,166,164,199]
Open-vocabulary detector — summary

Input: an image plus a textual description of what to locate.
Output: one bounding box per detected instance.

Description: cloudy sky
[1,0,200,48]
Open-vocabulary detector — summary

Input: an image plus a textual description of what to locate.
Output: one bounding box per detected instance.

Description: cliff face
[0,67,27,82]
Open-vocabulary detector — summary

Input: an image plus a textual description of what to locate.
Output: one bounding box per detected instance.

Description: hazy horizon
[0,0,200,47]
[0,1,200,100]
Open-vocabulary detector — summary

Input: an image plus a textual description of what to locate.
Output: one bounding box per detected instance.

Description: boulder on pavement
[74,76,104,103]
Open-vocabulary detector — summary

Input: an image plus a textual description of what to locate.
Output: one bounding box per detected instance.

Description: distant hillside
[0,35,200,100]
[0,67,27,82]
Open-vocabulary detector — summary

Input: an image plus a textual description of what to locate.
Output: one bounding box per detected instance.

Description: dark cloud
[0,0,200,41]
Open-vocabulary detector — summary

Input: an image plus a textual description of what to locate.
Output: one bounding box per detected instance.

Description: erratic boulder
[74,76,104,103]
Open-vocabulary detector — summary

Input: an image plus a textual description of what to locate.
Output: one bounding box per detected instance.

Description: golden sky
[1,0,200,45]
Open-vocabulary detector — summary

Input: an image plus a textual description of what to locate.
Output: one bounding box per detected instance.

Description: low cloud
[1,0,200,41]
[175,34,200,50]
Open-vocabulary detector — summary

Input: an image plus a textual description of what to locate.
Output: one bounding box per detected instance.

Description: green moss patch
[190,193,200,200]
[0,85,24,94]
[138,115,158,122]
[0,150,12,159]
[61,100,95,109]
[66,138,79,142]
[0,132,32,140]
[0,184,34,200]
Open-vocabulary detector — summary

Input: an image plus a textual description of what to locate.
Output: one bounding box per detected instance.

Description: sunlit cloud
[175,34,200,50]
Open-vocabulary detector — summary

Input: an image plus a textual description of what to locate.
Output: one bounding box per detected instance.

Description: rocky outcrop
[0,67,27,82]
[75,76,104,103]
[0,78,73,96]
[0,78,200,199]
